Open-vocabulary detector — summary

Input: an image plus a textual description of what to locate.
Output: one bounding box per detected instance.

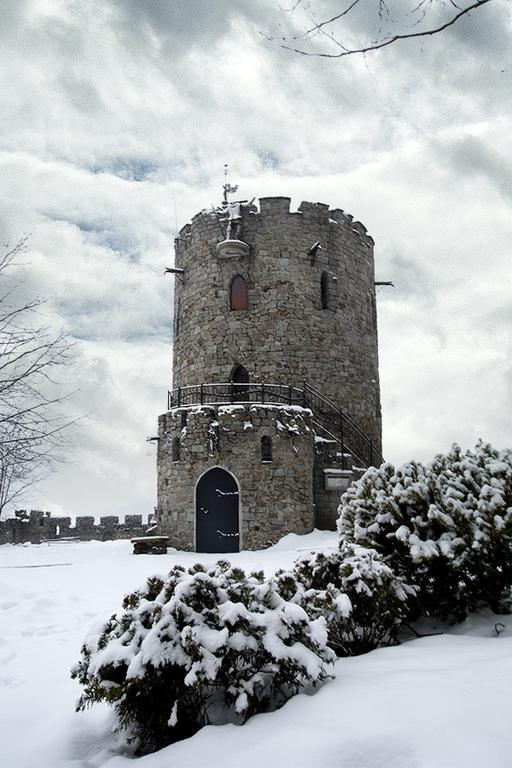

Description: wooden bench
[131,535,169,555]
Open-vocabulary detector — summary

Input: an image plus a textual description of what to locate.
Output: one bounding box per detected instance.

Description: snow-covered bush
[338,442,512,620]
[275,543,412,656]
[72,562,334,754]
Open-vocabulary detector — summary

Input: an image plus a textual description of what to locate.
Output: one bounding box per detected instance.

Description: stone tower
[157,196,382,552]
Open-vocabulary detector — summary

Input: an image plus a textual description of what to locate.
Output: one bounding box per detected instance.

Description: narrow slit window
[261,435,272,462]
[230,275,248,310]
[321,272,329,310]
[370,291,377,329]
[172,436,180,462]
[175,299,180,334]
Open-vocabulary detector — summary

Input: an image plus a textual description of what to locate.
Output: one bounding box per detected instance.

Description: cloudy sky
[0,0,510,519]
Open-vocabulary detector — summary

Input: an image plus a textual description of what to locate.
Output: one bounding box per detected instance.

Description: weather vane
[223,163,239,203]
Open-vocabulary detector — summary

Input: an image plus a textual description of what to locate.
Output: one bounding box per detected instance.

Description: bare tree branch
[267,0,494,58]
[0,239,76,516]
[287,0,363,40]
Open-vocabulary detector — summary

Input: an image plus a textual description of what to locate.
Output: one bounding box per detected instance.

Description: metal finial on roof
[223,163,239,203]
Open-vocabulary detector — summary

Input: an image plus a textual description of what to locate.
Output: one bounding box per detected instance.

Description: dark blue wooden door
[196,468,240,553]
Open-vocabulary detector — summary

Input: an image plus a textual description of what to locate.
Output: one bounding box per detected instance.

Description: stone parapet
[0,511,153,545]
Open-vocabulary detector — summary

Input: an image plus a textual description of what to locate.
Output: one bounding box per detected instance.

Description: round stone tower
[157,196,382,552]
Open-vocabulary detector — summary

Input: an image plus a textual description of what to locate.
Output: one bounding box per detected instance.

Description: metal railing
[168,382,306,409]
[167,381,383,469]
[302,382,383,469]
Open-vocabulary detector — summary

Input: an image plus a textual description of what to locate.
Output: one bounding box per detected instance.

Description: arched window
[261,435,272,462]
[320,272,329,310]
[230,365,249,402]
[172,436,180,462]
[230,275,248,310]
[231,365,249,384]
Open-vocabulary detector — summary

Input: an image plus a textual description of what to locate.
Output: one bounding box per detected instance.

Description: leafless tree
[0,237,75,515]
[267,0,493,58]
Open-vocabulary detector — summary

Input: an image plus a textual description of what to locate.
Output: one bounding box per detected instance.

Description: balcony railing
[167,382,383,470]
[168,382,307,409]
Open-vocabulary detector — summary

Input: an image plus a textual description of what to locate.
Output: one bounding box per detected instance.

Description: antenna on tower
[223,163,239,203]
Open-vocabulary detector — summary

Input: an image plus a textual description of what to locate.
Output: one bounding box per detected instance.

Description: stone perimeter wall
[0,510,153,545]
[157,404,315,551]
[172,197,381,451]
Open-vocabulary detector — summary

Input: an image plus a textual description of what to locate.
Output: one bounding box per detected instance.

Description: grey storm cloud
[436,134,512,200]
[116,0,266,46]
[446,0,510,53]
[384,250,437,305]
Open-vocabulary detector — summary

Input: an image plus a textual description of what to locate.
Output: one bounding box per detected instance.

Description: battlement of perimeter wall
[0,509,154,545]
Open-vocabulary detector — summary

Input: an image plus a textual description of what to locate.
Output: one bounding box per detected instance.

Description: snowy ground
[1,532,511,768]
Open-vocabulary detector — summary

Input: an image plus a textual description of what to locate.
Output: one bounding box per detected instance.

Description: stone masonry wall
[0,510,153,545]
[157,404,315,551]
[171,197,381,452]
[313,439,353,531]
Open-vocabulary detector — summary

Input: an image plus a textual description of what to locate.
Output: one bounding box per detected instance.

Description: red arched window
[230,275,248,311]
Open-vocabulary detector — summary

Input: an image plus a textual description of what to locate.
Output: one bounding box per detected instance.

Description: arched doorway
[230,364,249,402]
[196,467,240,553]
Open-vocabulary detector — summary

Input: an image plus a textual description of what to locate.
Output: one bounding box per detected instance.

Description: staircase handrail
[303,382,371,445]
[303,384,383,468]
[310,414,375,470]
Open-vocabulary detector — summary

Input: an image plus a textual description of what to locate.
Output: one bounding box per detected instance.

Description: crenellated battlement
[0,509,154,545]
[174,197,374,265]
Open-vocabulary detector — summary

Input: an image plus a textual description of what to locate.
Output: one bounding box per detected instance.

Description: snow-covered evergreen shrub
[338,442,512,619]
[72,562,334,754]
[275,543,412,656]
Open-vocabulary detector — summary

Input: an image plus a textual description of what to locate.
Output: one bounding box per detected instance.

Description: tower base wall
[157,404,315,551]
